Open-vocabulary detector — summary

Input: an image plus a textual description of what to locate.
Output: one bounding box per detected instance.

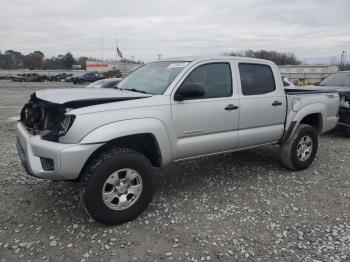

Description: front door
[171,62,240,160]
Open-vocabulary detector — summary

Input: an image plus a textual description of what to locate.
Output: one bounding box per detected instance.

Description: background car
[47,73,73,82]
[314,71,350,135]
[12,73,47,82]
[282,77,296,88]
[85,78,122,88]
[68,72,105,84]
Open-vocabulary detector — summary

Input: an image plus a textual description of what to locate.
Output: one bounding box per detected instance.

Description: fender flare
[79,118,173,166]
[281,103,326,143]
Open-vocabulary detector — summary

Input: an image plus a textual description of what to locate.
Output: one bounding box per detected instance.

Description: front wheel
[80,148,154,225]
[280,124,318,170]
[345,127,350,137]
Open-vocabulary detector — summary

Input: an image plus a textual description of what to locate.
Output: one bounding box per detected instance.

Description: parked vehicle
[67,72,105,84]
[86,78,122,88]
[12,74,26,82]
[313,71,350,136]
[16,56,339,224]
[47,73,73,82]
[12,73,47,82]
[0,75,11,80]
[283,77,296,88]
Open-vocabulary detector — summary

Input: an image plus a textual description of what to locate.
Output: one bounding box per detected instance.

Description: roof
[159,55,272,63]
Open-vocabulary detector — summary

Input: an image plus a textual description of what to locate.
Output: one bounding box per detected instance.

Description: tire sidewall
[290,125,318,170]
[346,127,350,137]
[82,150,154,224]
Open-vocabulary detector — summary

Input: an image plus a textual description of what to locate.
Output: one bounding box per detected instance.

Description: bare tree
[224,50,301,65]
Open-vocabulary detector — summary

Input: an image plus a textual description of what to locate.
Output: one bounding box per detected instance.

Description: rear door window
[239,63,276,95]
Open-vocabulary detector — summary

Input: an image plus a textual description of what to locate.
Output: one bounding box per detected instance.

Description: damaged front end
[19,88,152,142]
[20,93,75,142]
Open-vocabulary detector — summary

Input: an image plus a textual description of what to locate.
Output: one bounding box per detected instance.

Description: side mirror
[174,82,205,101]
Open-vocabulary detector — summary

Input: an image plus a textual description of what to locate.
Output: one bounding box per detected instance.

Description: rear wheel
[80,148,154,225]
[280,124,318,170]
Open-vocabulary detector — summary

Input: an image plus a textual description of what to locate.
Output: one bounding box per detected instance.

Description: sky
[0,0,349,63]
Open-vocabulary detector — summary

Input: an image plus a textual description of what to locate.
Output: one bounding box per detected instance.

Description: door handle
[327,94,335,99]
[272,101,283,106]
[225,104,239,110]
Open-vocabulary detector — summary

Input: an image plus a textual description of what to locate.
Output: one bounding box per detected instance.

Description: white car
[86,78,122,88]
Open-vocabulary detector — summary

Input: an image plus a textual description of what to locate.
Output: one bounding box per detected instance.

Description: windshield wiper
[123,88,148,94]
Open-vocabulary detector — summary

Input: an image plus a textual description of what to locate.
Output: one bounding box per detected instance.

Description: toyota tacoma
[16,56,339,225]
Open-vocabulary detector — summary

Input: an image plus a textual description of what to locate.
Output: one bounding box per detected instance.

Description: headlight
[58,114,75,136]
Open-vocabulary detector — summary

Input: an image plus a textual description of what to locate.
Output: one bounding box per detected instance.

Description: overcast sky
[0,0,349,63]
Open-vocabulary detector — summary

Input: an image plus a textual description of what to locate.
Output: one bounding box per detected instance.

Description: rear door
[237,62,286,148]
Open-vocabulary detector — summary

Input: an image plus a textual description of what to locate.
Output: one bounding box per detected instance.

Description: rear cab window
[238,63,276,96]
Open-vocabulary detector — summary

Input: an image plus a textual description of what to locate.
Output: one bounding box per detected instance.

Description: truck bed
[285,88,338,95]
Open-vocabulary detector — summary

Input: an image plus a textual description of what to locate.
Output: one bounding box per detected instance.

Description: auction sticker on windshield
[167,62,189,69]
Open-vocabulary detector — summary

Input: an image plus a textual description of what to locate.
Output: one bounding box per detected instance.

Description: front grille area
[20,95,66,141]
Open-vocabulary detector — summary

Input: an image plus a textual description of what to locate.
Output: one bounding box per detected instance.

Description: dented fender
[79,118,173,166]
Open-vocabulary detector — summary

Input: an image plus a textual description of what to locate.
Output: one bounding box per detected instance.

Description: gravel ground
[0,80,349,262]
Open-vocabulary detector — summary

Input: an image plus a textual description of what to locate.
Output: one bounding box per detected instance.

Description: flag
[117,46,123,59]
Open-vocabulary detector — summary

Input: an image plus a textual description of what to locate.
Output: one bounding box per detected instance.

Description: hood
[33,88,152,108]
[308,85,350,96]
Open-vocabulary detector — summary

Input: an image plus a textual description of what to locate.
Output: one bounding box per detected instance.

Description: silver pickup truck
[16,56,339,224]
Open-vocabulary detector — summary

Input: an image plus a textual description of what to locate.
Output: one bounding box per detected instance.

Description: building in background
[86,60,142,75]
[279,65,339,85]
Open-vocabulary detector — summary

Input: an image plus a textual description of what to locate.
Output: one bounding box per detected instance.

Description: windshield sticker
[167,62,189,69]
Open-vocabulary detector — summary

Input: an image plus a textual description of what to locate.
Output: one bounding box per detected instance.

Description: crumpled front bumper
[15,123,102,180]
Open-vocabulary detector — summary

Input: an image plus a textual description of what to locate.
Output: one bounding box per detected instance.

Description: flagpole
[101,34,104,72]
[115,33,118,62]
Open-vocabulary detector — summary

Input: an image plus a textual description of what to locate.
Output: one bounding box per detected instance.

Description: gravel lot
[0,80,349,262]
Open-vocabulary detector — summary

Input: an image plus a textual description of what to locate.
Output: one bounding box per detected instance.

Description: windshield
[320,72,350,86]
[117,61,189,94]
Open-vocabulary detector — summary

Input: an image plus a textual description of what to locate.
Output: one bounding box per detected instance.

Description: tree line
[224,50,301,65]
[2,48,346,69]
[0,50,144,70]
[0,50,91,70]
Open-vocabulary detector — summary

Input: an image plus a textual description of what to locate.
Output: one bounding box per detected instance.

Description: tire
[280,124,318,170]
[80,148,154,225]
[346,127,350,137]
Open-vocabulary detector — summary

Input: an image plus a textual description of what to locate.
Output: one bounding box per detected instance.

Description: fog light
[40,157,54,171]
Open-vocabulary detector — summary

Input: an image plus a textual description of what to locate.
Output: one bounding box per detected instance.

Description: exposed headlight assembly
[58,114,75,136]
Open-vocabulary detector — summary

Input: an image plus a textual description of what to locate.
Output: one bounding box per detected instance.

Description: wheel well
[300,113,322,133]
[86,133,162,169]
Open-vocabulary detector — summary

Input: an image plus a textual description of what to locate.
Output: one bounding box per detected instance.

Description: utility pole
[115,33,118,62]
[101,34,104,72]
[340,50,346,71]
